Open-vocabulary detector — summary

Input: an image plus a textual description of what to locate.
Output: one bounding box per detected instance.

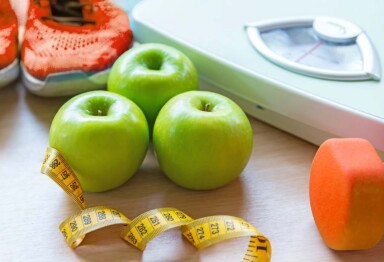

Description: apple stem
[203,103,211,112]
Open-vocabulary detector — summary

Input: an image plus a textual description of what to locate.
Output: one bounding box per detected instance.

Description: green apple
[49,91,149,192]
[107,43,198,134]
[153,91,253,190]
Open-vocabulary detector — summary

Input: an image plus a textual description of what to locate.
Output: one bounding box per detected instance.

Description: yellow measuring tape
[41,147,271,261]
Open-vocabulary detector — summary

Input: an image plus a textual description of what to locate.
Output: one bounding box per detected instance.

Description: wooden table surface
[1,80,384,262]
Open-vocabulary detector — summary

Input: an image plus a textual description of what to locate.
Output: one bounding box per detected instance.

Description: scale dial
[245,17,381,81]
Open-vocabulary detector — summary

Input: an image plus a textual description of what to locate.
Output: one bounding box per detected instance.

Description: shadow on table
[125,146,247,217]
[24,83,70,130]
[330,239,384,262]
[74,224,145,261]
[0,80,20,149]
[81,145,247,218]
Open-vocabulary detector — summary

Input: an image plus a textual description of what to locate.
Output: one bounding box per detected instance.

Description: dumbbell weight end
[310,138,384,250]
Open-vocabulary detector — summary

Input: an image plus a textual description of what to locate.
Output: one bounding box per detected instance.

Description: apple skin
[49,91,149,193]
[107,43,198,134]
[153,91,253,190]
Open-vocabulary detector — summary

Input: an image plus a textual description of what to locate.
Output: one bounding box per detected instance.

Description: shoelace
[35,0,96,25]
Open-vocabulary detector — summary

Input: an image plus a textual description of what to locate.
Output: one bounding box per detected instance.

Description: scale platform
[130,0,384,153]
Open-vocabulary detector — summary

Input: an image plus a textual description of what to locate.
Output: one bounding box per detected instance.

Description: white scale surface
[129,0,384,152]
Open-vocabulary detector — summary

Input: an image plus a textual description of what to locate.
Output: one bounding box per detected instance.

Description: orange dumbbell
[309,138,384,250]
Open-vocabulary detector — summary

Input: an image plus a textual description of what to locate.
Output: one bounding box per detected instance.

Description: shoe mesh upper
[0,0,18,70]
[22,0,133,79]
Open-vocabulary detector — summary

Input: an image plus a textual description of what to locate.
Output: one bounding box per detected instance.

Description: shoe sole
[21,63,110,97]
[0,59,19,88]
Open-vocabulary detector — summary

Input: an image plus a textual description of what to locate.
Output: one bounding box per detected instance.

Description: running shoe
[21,0,133,96]
[0,0,19,88]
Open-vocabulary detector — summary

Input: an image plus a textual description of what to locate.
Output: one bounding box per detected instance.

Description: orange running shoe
[21,0,133,96]
[0,0,19,88]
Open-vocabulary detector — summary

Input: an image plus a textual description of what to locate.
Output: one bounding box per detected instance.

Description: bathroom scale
[129,0,384,153]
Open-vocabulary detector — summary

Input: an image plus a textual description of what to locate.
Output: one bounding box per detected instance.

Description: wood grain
[1,80,383,261]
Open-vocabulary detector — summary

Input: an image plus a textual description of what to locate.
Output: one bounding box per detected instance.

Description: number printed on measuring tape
[120,207,193,250]
[41,147,85,209]
[41,147,272,261]
[59,206,130,248]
